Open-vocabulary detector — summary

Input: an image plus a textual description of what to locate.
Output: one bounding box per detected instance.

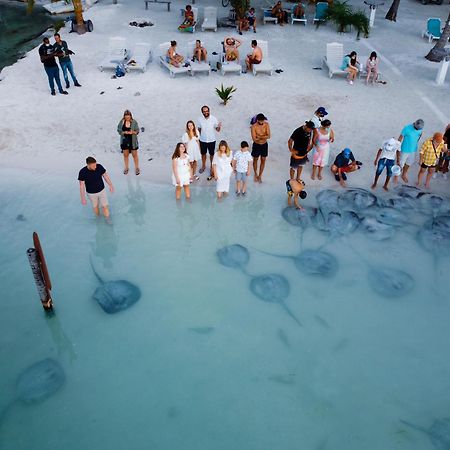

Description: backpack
[115,63,126,78]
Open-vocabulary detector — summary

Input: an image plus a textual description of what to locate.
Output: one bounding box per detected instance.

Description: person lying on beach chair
[193,40,207,62]
[224,36,241,62]
[271,1,288,25]
[178,5,195,32]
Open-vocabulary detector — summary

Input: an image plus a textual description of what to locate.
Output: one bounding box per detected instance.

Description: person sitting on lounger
[245,40,262,72]
[341,51,359,85]
[167,41,185,67]
[292,2,305,18]
[239,7,257,35]
[178,5,195,32]
[193,40,207,62]
[224,37,241,62]
[271,1,287,25]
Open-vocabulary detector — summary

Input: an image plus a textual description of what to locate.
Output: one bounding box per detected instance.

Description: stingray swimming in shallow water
[281,206,317,228]
[216,244,250,271]
[367,266,414,298]
[324,211,360,236]
[337,188,377,211]
[250,274,302,327]
[401,417,450,450]
[90,257,141,314]
[0,359,65,427]
[361,217,396,241]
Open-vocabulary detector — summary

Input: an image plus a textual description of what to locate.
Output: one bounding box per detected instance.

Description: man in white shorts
[78,156,114,221]
[397,119,424,183]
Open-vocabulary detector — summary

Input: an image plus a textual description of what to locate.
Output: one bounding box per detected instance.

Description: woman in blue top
[341,51,359,85]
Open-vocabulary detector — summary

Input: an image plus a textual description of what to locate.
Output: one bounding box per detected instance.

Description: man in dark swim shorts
[286,179,307,210]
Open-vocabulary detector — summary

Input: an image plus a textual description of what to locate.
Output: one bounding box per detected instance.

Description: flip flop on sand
[136,168,140,176]
[124,168,129,175]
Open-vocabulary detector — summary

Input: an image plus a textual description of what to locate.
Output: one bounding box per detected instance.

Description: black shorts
[290,155,308,168]
[248,17,255,25]
[251,142,268,158]
[200,141,216,156]
[121,144,138,152]
[421,163,435,169]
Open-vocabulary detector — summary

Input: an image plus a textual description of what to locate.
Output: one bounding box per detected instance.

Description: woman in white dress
[181,120,201,181]
[212,140,233,199]
[172,142,192,200]
[311,119,334,181]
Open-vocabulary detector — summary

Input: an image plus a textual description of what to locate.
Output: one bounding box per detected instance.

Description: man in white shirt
[371,138,400,191]
[310,106,328,130]
[197,105,221,179]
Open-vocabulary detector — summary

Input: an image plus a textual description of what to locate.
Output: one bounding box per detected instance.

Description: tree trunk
[425,11,450,62]
[385,0,400,22]
[73,0,86,34]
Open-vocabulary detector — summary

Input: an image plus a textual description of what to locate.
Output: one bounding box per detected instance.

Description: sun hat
[413,119,424,130]
[391,165,401,176]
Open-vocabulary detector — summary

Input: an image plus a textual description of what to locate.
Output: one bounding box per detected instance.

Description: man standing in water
[78,157,114,222]
[251,113,271,183]
[38,37,68,96]
[397,119,424,183]
[197,105,221,180]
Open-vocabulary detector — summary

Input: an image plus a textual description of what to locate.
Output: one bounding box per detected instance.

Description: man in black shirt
[53,33,81,89]
[331,148,361,187]
[78,157,114,221]
[288,121,315,180]
[38,37,68,96]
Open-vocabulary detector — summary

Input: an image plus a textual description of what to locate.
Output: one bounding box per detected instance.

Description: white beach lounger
[158,42,191,77]
[262,8,277,24]
[127,43,153,73]
[220,52,242,76]
[290,3,307,25]
[202,6,218,32]
[322,42,347,78]
[99,37,130,72]
[187,41,211,76]
[252,40,273,76]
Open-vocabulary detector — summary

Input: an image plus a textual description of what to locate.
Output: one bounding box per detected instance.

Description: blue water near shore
[0,1,58,73]
[0,168,449,449]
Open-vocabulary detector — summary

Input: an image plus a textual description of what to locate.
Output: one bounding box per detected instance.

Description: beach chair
[313,2,328,23]
[99,37,130,71]
[252,40,273,76]
[290,3,307,25]
[178,7,198,33]
[262,8,278,24]
[202,6,218,32]
[127,42,153,73]
[422,18,442,43]
[220,43,242,76]
[158,42,191,77]
[187,41,211,76]
[322,42,347,78]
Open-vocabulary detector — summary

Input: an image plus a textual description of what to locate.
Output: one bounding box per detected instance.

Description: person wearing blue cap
[331,148,361,187]
[310,107,328,130]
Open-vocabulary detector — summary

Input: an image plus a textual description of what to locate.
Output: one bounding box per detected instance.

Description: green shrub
[215,84,237,105]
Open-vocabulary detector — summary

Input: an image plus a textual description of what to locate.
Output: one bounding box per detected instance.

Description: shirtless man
[245,40,262,72]
[251,113,271,183]
[286,179,307,210]
[193,39,207,62]
[167,40,184,67]
[224,37,241,62]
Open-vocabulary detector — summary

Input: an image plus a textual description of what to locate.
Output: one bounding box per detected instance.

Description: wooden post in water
[27,232,53,311]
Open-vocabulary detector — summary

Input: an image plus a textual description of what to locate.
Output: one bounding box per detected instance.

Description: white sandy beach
[0,0,448,193]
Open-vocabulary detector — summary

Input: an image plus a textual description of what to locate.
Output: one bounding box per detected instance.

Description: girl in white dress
[172,142,192,200]
[311,119,334,181]
[181,120,201,181]
[212,140,233,199]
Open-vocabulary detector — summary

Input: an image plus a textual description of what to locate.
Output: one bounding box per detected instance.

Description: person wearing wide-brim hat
[371,138,401,191]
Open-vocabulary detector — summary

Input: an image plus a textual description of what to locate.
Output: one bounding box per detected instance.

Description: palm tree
[385,0,400,22]
[425,11,450,62]
[73,0,86,34]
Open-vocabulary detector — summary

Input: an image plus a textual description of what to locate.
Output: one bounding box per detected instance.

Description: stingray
[326,211,360,236]
[401,417,450,450]
[0,359,65,426]
[432,215,450,235]
[361,217,396,241]
[418,193,450,216]
[337,188,377,211]
[394,185,422,199]
[374,207,409,227]
[367,266,414,298]
[417,226,450,257]
[250,274,302,327]
[281,206,317,228]
[384,195,417,210]
[91,257,141,314]
[316,189,340,215]
[216,244,250,272]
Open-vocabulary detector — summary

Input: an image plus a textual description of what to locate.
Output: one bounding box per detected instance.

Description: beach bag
[115,64,126,78]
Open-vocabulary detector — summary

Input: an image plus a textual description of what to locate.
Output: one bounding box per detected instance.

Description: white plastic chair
[202,6,218,32]
[322,42,347,78]
[290,3,307,25]
[187,41,211,76]
[262,7,277,24]
[220,41,242,76]
[99,37,130,71]
[252,40,273,76]
[158,42,191,77]
[127,42,153,73]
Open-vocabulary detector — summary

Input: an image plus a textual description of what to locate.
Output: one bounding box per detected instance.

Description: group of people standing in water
[77,106,450,221]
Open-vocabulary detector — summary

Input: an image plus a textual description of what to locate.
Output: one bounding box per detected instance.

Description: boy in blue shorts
[232,141,253,196]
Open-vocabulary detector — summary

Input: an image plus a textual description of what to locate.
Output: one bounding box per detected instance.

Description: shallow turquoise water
[0,168,449,450]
